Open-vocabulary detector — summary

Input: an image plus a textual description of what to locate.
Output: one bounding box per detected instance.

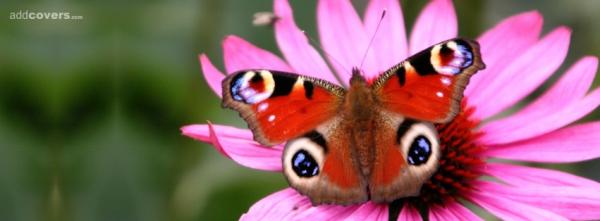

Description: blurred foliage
[0,0,599,221]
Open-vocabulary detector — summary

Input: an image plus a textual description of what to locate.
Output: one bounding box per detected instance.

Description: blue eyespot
[456,44,473,68]
[231,77,245,101]
[407,135,432,165]
[436,42,475,76]
[292,149,319,177]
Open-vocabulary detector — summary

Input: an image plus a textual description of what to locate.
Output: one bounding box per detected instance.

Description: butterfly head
[349,67,367,85]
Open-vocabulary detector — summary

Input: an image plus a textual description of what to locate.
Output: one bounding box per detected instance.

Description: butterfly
[221,38,485,205]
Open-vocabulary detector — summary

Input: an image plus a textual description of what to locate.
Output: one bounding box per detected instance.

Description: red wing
[222,70,345,146]
[373,39,485,123]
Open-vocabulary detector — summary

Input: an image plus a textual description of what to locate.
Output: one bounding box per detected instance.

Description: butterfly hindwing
[373,38,485,123]
[222,70,344,146]
[368,113,441,202]
[282,118,368,205]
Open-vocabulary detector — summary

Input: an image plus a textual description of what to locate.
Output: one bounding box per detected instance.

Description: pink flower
[183,0,600,220]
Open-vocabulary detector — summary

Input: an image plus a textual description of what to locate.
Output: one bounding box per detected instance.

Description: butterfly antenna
[302,30,349,84]
[359,9,386,73]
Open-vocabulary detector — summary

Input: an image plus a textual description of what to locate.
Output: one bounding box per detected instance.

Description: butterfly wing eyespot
[221,70,345,146]
[431,40,476,76]
[373,38,485,123]
[229,70,275,104]
[283,133,326,183]
[406,135,433,165]
[369,116,441,203]
[398,122,440,172]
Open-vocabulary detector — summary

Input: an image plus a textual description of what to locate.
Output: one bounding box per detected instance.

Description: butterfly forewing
[221,70,344,146]
[373,38,485,123]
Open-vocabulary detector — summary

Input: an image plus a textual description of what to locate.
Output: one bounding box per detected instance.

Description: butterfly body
[221,38,485,205]
[344,72,381,176]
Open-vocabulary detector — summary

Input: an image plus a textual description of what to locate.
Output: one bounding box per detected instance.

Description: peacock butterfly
[221,38,485,205]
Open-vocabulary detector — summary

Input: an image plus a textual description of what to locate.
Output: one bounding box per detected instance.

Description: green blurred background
[1,0,599,220]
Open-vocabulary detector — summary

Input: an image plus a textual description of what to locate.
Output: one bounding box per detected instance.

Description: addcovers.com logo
[10,10,83,20]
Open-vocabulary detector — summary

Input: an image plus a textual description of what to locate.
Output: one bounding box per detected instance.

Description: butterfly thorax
[346,69,378,120]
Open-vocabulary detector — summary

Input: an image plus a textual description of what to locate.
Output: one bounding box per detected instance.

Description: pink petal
[199,54,225,97]
[514,56,598,114]
[245,190,386,221]
[428,203,482,221]
[409,0,457,54]
[398,204,421,221]
[180,124,283,171]
[363,0,408,76]
[293,203,357,220]
[466,190,567,221]
[240,188,310,221]
[241,183,387,221]
[479,57,599,144]
[317,0,377,84]
[482,122,600,163]
[292,201,387,220]
[344,203,388,221]
[273,0,338,83]
[466,11,543,99]
[469,27,571,120]
[429,205,458,221]
[476,181,600,220]
[222,35,292,73]
[482,163,600,189]
[444,202,482,221]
